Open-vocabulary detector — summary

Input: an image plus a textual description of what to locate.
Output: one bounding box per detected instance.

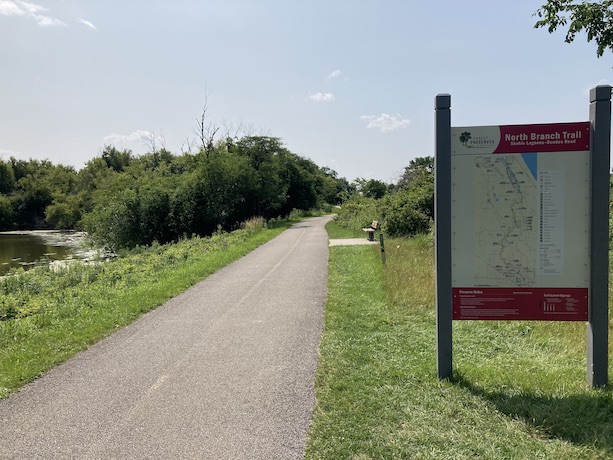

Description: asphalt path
[0,215,333,459]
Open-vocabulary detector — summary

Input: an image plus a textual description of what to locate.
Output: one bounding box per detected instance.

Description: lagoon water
[0,232,84,276]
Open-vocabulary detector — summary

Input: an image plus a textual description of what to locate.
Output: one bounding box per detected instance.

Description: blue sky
[0,1,611,182]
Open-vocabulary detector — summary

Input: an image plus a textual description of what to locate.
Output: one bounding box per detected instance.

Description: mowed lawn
[306,223,613,459]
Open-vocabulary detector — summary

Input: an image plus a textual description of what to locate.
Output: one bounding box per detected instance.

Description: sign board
[450,122,590,321]
[435,87,611,387]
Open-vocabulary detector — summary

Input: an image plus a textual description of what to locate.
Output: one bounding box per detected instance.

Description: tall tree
[235,136,287,216]
[0,160,15,194]
[534,1,613,57]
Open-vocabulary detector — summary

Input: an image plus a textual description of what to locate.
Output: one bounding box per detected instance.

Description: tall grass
[325,219,366,239]
[307,227,613,459]
[383,232,434,315]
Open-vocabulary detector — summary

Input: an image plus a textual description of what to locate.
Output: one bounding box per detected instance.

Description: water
[0,231,89,276]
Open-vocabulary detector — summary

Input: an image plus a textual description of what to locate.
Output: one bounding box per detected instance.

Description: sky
[1,1,612,183]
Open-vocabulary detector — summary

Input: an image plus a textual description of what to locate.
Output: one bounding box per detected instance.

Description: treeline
[335,156,434,237]
[0,136,350,249]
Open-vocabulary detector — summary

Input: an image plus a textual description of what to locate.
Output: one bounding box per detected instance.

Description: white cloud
[0,0,66,26]
[360,113,410,132]
[104,130,155,145]
[77,17,97,31]
[15,0,44,14]
[325,70,341,81]
[34,14,66,27]
[307,92,335,102]
[103,130,168,153]
[0,0,26,15]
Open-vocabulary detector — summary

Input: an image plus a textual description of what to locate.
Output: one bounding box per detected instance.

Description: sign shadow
[450,372,613,455]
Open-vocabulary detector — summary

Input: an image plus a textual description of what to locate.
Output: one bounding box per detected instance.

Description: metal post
[379,233,386,266]
[588,85,611,388]
[435,94,453,380]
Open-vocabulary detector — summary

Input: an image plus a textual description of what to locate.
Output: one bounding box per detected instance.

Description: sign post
[588,85,611,387]
[435,94,452,380]
[434,87,611,387]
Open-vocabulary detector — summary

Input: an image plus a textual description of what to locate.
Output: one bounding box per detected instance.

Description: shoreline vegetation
[0,215,299,399]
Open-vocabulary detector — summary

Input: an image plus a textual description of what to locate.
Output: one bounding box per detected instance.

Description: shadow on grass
[451,373,613,454]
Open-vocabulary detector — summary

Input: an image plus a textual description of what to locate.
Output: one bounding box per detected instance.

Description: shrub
[241,216,265,235]
[381,188,432,237]
[334,196,380,231]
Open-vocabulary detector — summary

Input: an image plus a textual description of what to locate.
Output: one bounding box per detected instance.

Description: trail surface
[0,216,333,459]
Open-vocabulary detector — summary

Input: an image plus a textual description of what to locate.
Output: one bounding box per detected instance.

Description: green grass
[307,227,613,459]
[0,222,291,399]
[326,218,372,239]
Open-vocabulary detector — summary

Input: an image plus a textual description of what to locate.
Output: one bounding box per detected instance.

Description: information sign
[450,122,590,321]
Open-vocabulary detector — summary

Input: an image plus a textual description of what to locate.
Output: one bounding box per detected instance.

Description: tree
[534,1,613,57]
[361,179,389,199]
[45,196,82,229]
[235,136,288,216]
[101,146,133,172]
[194,88,219,158]
[396,156,434,192]
[82,188,142,249]
[0,160,15,194]
[0,195,13,230]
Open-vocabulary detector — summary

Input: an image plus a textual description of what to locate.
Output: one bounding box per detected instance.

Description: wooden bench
[362,220,379,241]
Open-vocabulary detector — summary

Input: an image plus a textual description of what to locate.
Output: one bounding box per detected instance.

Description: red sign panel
[494,122,590,154]
[453,288,588,321]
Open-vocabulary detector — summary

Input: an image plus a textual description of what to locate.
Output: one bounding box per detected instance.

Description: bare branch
[158,130,167,151]
[192,86,220,158]
[181,137,197,155]
[243,122,257,137]
[221,119,245,141]
[142,130,166,154]
[143,131,157,154]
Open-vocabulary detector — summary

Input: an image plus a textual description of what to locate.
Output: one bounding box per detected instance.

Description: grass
[306,225,613,459]
[0,221,292,399]
[326,219,371,239]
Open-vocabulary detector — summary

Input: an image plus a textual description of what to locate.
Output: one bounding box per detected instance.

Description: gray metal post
[588,85,611,388]
[435,94,453,380]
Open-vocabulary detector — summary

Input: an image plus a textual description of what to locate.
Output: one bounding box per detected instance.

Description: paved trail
[0,215,333,459]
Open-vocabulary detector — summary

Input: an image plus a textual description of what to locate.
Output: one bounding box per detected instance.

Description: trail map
[473,154,536,287]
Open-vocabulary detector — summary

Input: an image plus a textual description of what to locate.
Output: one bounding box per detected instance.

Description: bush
[241,216,265,235]
[334,196,380,231]
[381,188,432,237]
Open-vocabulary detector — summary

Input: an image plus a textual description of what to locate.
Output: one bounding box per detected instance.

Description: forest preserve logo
[459,131,496,148]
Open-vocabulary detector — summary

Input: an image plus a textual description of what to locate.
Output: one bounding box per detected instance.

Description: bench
[362,220,379,241]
